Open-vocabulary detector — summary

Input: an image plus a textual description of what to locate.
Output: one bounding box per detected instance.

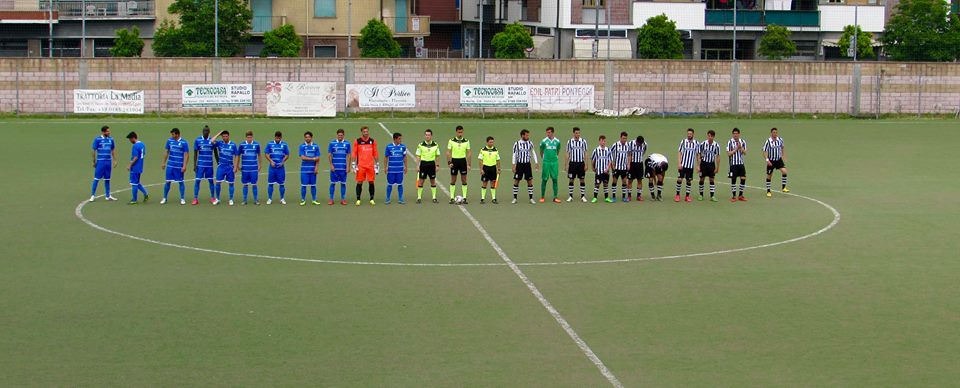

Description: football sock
[431,186,437,199]
[685,181,691,197]
[131,185,139,201]
[676,181,682,195]
[215,183,222,199]
[552,180,558,197]
[368,182,375,200]
[228,183,234,200]
[611,184,618,199]
[699,182,704,196]
[781,174,788,189]
[104,180,111,197]
[527,185,534,199]
[604,186,609,199]
[491,187,496,200]
[207,179,215,197]
[580,181,586,197]
[329,183,335,199]
[541,178,548,197]
[268,184,274,200]
[657,184,663,197]
[766,178,772,191]
[251,186,258,201]
[731,178,738,197]
[394,184,402,201]
[301,186,307,200]
[593,185,599,198]
[417,186,423,199]
[310,186,317,201]
[513,184,519,199]
[242,185,248,201]
[710,183,716,197]
[356,183,362,200]
[91,179,99,196]
[340,183,347,200]
[481,187,487,200]
[194,180,201,198]
[386,184,393,201]
[568,181,574,196]
[279,184,285,199]
[461,185,467,198]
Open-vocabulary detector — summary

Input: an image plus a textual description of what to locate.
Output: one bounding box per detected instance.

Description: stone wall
[1,58,959,116]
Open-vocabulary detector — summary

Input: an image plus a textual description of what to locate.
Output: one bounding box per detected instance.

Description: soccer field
[1,117,958,386]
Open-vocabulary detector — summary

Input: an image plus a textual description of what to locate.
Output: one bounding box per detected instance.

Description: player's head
[393,132,402,144]
[170,128,181,139]
[598,135,607,146]
[336,128,345,141]
[732,127,741,139]
[770,127,778,138]
[546,127,555,138]
[424,128,433,142]
[635,135,644,146]
[707,130,716,141]
[274,131,282,141]
[126,131,137,144]
[202,125,210,137]
[245,130,253,142]
[360,126,370,139]
[619,131,628,143]
[486,136,494,147]
[572,127,581,138]
[686,128,695,140]
[520,129,530,141]
[455,125,464,137]
[100,125,110,137]
[221,130,230,141]
[304,131,313,143]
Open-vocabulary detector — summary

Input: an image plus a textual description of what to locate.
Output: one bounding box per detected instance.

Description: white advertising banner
[73,89,144,114]
[181,84,252,108]
[346,84,416,108]
[527,85,595,111]
[265,81,337,117]
[459,85,529,108]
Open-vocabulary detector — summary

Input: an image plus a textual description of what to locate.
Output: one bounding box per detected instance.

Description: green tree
[636,14,683,59]
[110,26,144,57]
[490,22,534,59]
[881,0,960,61]
[837,25,875,59]
[261,24,303,57]
[152,0,252,57]
[758,24,796,60]
[358,19,401,58]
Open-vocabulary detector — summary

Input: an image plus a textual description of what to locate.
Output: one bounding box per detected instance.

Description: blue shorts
[301,172,317,186]
[241,171,258,184]
[268,167,285,184]
[94,161,112,180]
[165,167,184,182]
[129,172,141,185]
[216,167,235,183]
[387,172,404,185]
[330,170,347,184]
[196,166,214,179]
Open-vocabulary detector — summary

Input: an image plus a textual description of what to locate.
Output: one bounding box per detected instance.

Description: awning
[573,38,633,59]
[822,38,882,48]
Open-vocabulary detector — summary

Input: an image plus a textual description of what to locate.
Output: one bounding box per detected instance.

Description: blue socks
[301,186,307,201]
[163,182,171,199]
[311,186,316,201]
[104,180,111,197]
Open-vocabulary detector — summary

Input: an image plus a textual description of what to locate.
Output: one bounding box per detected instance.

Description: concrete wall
[1,58,959,116]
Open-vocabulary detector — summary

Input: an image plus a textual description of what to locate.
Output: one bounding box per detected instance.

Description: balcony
[383,15,430,37]
[705,10,819,27]
[39,0,155,19]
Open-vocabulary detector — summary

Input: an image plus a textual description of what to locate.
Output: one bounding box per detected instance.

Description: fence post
[344,60,353,118]
[791,63,796,119]
[436,60,441,119]
[251,61,256,118]
[61,59,67,118]
[390,62,395,119]
[834,66,838,119]
[851,64,861,116]
[616,64,621,118]
[748,65,753,118]
[660,62,666,118]
[729,62,739,115]
[15,60,20,116]
[203,64,208,119]
[156,60,162,117]
[571,62,577,119]
[704,70,710,118]
[604,61,613,110]
[876,67,882,119]
[917,66,922,118]
[477,60,485,119]
[527,61,531,119]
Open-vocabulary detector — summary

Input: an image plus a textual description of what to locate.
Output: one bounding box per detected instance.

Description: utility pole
[852,5,859,61]
[732,0,737,60]
[592,0,599,58]
[215,0,219,57]
[82,0,87,57]
[48,0,53,57]
[347,0,352,57]
[606,2,611,60]
[479,0,484,58]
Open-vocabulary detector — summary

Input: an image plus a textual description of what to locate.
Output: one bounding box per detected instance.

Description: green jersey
[539,137,561,163]
[478,146,500,167]
[448,137,470,159]
[416,141,440,162]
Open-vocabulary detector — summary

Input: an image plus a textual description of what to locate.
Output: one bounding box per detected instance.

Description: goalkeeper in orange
[351,126,380,206]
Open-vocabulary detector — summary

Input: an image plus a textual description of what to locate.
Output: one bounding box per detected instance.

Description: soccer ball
[454,195,464,204]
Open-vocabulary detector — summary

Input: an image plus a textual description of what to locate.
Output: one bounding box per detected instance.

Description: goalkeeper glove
[375,162,381,175]
[351,162,358,172]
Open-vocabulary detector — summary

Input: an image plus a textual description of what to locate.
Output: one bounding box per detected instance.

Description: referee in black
[511,129,538,204]
[565,127,588,202]
[675,128,699,202]
[696,130,721,202]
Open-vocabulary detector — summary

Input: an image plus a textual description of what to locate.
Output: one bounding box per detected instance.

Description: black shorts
[699,161,716,178]
[678,167,694,180]
[628,162,644,180]
[595,172,610,184]
[450,158,468,176]
[645,165,667,179]
[567,162,586,179]
[766,159,785,174]
[513,163,533,181]
[612,169,628,180]
[728,164,746,179]
[418,161,437,180]
[481,165,499,182]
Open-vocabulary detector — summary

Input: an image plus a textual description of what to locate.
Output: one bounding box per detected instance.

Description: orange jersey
[353,137,378,168]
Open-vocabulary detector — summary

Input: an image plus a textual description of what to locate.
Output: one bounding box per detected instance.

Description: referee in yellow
[447,125,471,204]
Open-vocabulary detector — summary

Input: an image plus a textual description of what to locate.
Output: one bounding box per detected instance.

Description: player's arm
[695,150,702,172]
[193,147,198,171]
[563,145,569,167]
[383,151,390,174]
[727,143,736,157]
[677,150,683,172]
[445,141,452,166]
[161,148,169,170]
[511,149,517,173]
[234,154,240,173]
[282,146,289,166]
[181,150,189,173]
[763,147,771,166]
[402,149,408,174]
[532,148,539,170]
[715,150,721,174]
[466,146,471,169]
[781,144,787,162]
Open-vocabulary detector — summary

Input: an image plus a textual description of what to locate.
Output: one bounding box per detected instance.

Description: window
[536,27,553,36]
[314,45,337,57]
[582,0,605,8]
[315,0,335,17]
[575,29,627,38]
[794,40,818,56]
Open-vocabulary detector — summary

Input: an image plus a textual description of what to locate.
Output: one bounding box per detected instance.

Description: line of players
[89,124,789,205]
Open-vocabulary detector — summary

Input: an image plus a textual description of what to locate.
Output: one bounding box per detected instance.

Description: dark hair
[221,130,230,136]
[572,127,580,133]
[336,128,345,135]
[274,131,282,137]
[360,126,369,131]
[520,129,529,136]
[635,136,644,144]
[707,130,716,136]
[245,130,253,137]
[393,132,402,140]
[101,125,110,133]
[770,127,778,133]
[170,128,180,135]
[486,136,494,142]
[304,131,313,137]
[732,128,740,134]
[202,125,210,133]
[687,128,695,133]
[620,131,628,138]
[456,125,464,131]
[126,131,137,139]
[424,129,433,135]
[546,127,554,133]
[599,135,606,140]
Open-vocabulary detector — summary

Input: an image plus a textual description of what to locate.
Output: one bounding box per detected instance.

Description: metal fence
[2,58,959,118]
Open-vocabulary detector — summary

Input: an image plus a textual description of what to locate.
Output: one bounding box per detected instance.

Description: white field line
[377,122,624,387]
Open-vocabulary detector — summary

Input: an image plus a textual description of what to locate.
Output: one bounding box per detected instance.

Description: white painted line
[378,122,624,387]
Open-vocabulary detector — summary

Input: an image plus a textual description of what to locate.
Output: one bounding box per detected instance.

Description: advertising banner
[265,82,337,117]
[459,85,529,108]
[73,89,144,114]
[527,85,595,111]
[346,84,416,108]
[181,84,253,108]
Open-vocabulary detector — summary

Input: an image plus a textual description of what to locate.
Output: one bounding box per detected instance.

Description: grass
[0,117,957,386]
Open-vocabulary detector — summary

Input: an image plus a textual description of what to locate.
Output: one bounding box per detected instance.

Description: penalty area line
[377,122,624,388]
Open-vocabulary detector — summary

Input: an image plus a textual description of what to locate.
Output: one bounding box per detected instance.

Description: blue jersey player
[327,128,351,205]
[89,125,117,202]
[238,130,261,205]
[192,125,216,205]
[299,131,322,206]
[162,128,190,205]
[125,132,148,204]
[383,132,408,204]
[264,131,290,205]
[212,130,239,205]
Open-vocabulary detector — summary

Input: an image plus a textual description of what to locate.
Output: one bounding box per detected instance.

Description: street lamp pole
[732,0,737,60]
[47,0,53,57]
[214,0,219,57]
[593,1,599,59]
[82,0,87,57]
[853,5,859,62]
[347,0,352,57]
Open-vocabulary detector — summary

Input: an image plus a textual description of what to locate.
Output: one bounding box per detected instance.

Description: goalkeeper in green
[539,127,562,203]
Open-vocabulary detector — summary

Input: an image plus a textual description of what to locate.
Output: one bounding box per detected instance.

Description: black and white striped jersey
[566,137,588,163]
[762,137,784,161]
[630,141,647,163]
[677,138,699,169]
[610,141,631,170]
[699,140,721,163]
[512,139,538,164]
[591,146,612,173]
[726,138,746,166]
